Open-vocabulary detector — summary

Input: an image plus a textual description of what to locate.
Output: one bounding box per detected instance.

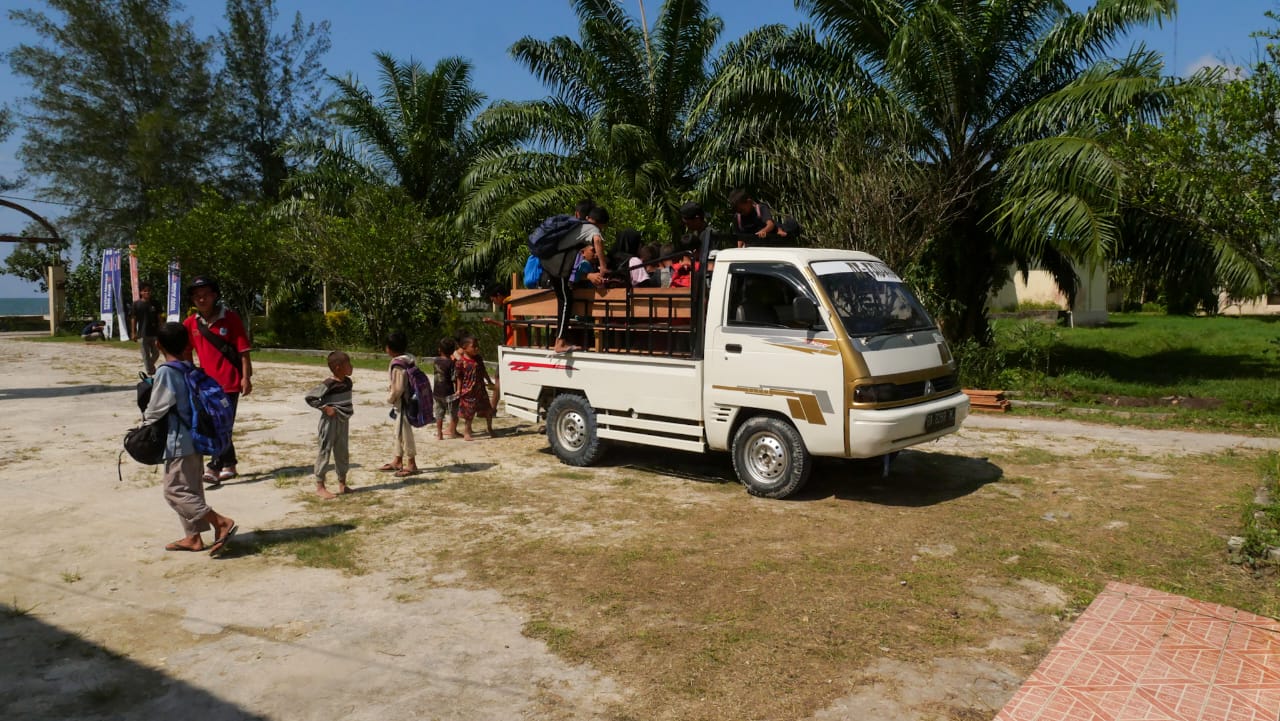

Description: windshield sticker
[812,260,902,283]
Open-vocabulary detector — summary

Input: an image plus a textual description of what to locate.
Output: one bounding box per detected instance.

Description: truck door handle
[725,344,742,354]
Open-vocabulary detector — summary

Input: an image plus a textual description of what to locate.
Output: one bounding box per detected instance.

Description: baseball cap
[187,276,220,296]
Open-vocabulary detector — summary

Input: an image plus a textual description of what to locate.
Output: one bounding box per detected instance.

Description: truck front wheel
[546,393,606,466]
[731,416,812,498]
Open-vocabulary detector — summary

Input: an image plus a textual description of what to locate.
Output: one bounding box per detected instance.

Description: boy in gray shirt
[305,350,355,499]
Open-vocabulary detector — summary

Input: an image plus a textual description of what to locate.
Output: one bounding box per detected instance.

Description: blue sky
[0,0,1272,296]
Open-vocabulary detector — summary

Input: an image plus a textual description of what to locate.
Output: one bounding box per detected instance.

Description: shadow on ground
[0,605,265,720]
[355,462,496,493]
[0,384,133,401]
[217,523,357,560]
[797,450,1004,505]
[592,445,1001,507]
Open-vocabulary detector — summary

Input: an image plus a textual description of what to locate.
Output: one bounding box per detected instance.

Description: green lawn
[1003,313,1280,432]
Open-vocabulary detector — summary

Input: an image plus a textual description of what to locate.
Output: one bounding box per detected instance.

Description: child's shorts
[433,397,458,419]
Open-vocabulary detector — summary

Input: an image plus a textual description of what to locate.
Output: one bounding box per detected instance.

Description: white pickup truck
[498,246,968,498]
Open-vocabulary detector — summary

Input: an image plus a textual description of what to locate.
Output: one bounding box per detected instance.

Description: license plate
[925,408,955,433]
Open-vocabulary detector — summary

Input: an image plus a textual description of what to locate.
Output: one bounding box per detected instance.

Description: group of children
[305,329,497,499]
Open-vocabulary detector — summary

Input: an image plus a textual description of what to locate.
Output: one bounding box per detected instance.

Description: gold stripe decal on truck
[711,386,827,426]
[765,339,840,356]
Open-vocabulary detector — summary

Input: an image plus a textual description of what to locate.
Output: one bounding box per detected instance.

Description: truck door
[703,262,846,455]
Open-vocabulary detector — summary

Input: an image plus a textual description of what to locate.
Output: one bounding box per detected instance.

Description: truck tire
[731,415,811,498]
[546,392,606,467]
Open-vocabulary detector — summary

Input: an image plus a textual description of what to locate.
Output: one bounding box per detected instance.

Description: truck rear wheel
[546,392,606,466]
[731,416,811,498]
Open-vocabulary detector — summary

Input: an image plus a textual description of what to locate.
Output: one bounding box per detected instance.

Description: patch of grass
[253,349,388,372]
[1002,313,1280,433]
[995,448,1063,466]
[79,681,124,707]
[60,570,82,584]
[3,598,39,618]
[1237,452,1280,565]
[233,521,364,573]
[524,618,576,654]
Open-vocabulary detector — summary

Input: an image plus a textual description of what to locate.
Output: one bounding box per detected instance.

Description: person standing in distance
[131,280,163,375]
[182,277,253,487]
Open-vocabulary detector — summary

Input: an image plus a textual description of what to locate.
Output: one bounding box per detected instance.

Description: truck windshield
[811,260,936,337]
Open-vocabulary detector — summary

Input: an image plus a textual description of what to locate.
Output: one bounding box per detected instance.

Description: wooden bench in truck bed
[504,287,694,355]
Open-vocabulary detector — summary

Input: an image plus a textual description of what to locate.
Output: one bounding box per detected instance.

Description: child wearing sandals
[454,334,494,440]
[381,331,419,476]
[433,337,459,440]
[304,350,355,499]
[146,322,238,556]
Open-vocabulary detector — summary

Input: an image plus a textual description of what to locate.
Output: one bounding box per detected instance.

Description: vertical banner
[99,249,113,338]
[166,261,182,323]
[111,249,128,340]
[128,245,141,302]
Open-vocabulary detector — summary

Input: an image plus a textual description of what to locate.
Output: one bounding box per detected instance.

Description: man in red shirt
[183,277,253,487]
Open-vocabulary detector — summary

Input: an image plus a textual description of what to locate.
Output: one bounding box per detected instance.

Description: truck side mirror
[792,297,819,327]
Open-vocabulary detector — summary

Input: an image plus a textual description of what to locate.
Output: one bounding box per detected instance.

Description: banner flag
[111,249,128,339]
[166,261,182,323]
[99,249,113,336]
[128,245,140,302]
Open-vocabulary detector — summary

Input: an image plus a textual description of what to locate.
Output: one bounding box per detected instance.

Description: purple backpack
[391,358,434,427]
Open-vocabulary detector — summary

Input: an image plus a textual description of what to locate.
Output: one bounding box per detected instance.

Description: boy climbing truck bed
[498,245,969,499]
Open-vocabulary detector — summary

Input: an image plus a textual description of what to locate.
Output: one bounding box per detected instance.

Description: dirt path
[0,337,1271,720]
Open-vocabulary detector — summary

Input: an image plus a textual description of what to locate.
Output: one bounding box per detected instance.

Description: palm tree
[289,52,494,217]
[756,0,1247,341]
[461,0,787,272]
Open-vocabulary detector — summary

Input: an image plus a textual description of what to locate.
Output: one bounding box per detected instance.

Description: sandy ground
[0,337,1274,720]
[0,339,619,720]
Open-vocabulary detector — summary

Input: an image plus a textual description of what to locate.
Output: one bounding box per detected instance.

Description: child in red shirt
[182,277,253,487]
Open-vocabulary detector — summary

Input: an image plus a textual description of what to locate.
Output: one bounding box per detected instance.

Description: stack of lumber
[963,389,1011,413]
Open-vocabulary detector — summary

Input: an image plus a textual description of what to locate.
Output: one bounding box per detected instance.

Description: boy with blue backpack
[144,322,237,556]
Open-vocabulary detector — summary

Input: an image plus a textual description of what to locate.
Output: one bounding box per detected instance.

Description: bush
[954,339,1006,389]
[998,320,1059,375]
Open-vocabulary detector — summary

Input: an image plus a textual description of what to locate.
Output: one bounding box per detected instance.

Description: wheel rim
[744,431,788,484]
[556,409,588,452]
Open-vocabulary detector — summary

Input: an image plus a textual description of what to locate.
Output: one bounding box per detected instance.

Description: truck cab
[498,246,968,498]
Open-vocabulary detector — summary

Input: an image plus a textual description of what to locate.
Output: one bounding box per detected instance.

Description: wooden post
[47,264,65,336]
[322,281,329,314]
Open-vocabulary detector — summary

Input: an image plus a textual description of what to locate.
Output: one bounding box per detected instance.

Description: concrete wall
[987,263,1109,327]
[1218,292,1280,316]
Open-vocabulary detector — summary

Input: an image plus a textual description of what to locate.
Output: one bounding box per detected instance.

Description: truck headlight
[853,383,895,403]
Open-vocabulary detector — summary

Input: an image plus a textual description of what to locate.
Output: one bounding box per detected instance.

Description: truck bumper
[847,392,970,458]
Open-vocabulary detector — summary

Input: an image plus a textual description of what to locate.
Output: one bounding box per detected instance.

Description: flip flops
[393,467,418,478]
[217,470,238,482]
[202,472,221,489]
[208,524,238,558]
[165,540,203,552]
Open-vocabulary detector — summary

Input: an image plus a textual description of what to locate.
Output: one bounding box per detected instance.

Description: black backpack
[528,215,583,258]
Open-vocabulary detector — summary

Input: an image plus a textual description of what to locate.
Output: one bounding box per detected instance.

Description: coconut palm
[289,52,495,216]
[461,0,789,272]
[754,0,1251,341]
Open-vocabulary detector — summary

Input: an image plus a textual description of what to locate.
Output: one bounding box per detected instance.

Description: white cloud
[1184,54,1246,80]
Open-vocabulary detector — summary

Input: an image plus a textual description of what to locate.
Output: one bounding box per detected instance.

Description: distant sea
[0,298,49,316]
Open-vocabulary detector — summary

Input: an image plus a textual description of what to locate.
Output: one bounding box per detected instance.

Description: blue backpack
[163,361,235,456]
[528,214,582,259]
[522,255,544,288]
